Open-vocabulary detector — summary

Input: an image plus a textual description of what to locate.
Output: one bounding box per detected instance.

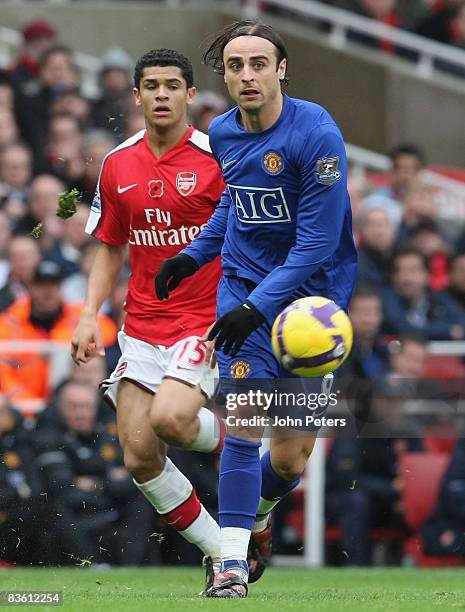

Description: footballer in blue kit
[156,19,357,597]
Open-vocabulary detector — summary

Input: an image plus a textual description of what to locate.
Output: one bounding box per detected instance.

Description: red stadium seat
[422,425,458,455]
[424,355,465,380]
[399,452,449,531]
[399,452,465,567]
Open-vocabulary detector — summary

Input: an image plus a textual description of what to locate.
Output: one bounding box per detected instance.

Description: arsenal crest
[176,172,196,197]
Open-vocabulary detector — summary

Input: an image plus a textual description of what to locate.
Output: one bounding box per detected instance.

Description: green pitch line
[1,567,465,611]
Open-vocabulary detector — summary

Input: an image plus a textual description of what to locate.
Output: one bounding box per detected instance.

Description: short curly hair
[134,48,194,89]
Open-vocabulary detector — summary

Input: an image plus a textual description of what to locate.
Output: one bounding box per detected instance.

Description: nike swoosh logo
[117,183,138,194]
[221,159,237,169]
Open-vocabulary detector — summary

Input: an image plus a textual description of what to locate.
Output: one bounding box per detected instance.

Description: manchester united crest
[176,172,197,197]
[263,151,284,175]
[230,360,251,379]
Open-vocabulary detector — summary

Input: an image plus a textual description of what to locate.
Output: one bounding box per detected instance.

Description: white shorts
[101,331,218,408]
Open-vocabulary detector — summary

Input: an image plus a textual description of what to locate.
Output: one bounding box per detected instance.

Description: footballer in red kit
[87,125,223,346]
[71,49,225,593]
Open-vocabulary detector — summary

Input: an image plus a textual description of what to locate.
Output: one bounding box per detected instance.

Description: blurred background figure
[0,142,33,223]
[382,247,465,340]
[34,379,154,565]
[0,391,52,565]
[38,113,85,187]
[16,46,79,158]
[355,206,397,288]
[0,260,116,408]
[375,144,426,202]
[416,0,465,44]
[422,438,465,558]
[189,91,228,133]
[45,203,91,278]
[14,174,65,249]
[7,20,57,88]
[0,235,41,312]
[78,130,116,201]
[326,376,422,566]
[92,47,134,141]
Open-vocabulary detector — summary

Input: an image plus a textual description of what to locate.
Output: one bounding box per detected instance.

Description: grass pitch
[1,567,465,611]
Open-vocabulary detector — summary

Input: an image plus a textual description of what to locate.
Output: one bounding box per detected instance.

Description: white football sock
[220,526,251,563]
[253,496,279,532]
[185,407,222,453]
[134,458,220,562]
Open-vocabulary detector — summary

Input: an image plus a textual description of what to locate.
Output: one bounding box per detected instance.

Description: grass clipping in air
[56,188,82,220]
[30,188,82,239]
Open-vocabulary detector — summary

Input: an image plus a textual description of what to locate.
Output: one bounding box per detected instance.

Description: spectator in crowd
[69,355,116,424]
[0,235,41,313]
[92,47,133,141]
[356,206,397,288]
[189,91,228,133]
[376,144,426,202]
[339,285,390,430]
[422,438,465,558]
[0,74,15,110]
[341,285,390,380]
[416,0,465,44]
[78,130,116,201]
[16,46,79,157]
[45,203,91,278]
[397,179,437,242]
[442,251,465,314]
[382,247,465,340]
[409,220,450,290]
[14,174,65,250]
[389,333,430,380]
[0,212,12,287]
[38,113,85,187]
[123,107,146,139]
[50,89,93,130]
[0,260,116,407]
[343,0,405,54]
[0,108,19,149]
[8,20,57,88]
[327,377,422,565]
[0,392,52,564]
[34,379,153,565]
[62,239,99,305]
[387,333,451,429]
[0,142,33,222]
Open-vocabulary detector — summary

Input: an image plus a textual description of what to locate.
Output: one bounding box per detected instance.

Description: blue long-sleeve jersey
[184,94,358,320]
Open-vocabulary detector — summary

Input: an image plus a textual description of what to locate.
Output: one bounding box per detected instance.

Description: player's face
[222,36,286,111]
[133,66,195,131]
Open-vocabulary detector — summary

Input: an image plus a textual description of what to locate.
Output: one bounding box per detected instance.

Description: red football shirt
[86,126,224,346]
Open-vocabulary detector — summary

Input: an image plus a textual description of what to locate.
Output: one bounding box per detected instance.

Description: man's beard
[29,304,63,331]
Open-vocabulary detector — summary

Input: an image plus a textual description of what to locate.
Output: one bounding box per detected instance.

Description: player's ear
[186,86,196,106]
[133,87,141,107]
[277,58,287,81]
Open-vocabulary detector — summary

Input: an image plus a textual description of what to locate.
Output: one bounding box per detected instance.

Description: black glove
[155,254,199,300]
[208,301,266,356]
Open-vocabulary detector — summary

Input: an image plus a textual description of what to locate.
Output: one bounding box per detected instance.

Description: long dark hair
[202,19,289,85]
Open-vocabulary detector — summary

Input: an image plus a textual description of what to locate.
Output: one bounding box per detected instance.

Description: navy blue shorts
[217,276,335,431]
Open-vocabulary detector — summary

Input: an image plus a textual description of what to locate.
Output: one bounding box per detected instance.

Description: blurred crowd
[0,18,465,568]
[262,0,465,75]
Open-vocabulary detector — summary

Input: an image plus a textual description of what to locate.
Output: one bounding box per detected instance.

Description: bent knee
[151,410,193,447]
[271,450,313,481]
